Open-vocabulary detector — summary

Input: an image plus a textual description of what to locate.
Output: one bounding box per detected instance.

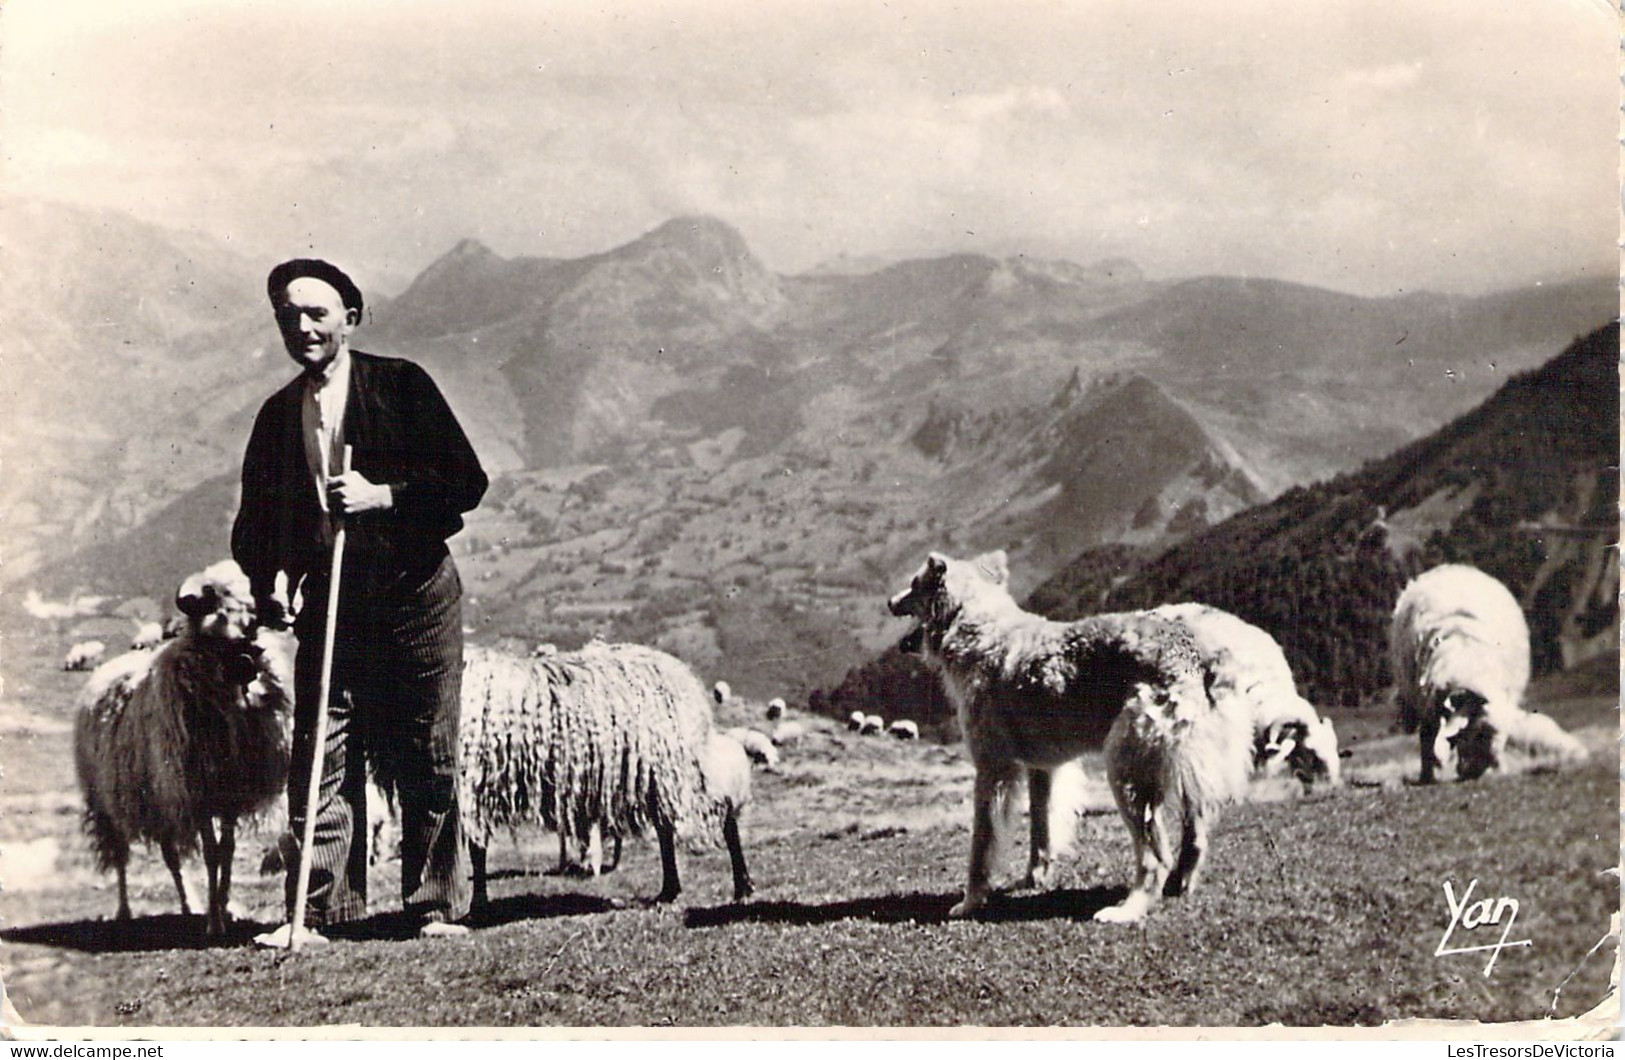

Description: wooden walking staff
[289,443,352,950]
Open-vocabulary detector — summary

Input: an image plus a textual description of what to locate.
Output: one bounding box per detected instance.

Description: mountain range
[7,196,1615,702]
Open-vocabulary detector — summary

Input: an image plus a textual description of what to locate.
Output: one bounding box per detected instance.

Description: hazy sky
[3,0,1615,296]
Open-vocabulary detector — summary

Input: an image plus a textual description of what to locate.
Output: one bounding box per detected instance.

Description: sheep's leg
[115,862,133,922]
[586,824,603,878]
[217,818,238,929]
[160,839,193,917]
[470,840,488,910]
[197,818,226,938]
[1418,715,1442,784]
[723,810,753,901]
[950,759,1017,918]
[655,824,682,903]
[605,833,622,873]
[556,831,570,873]
[1023,767,1054,890]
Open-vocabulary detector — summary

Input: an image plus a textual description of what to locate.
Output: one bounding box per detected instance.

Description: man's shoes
[253,923,330,949]
[418,920,471,940]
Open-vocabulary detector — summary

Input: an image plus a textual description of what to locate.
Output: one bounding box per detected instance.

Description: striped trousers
[287,548,470,927]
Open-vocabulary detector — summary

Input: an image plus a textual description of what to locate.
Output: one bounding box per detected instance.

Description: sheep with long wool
[73,560,291,937]
[1150,602,1342,788]
[1390,563,1587,782]
[456,641,753,906]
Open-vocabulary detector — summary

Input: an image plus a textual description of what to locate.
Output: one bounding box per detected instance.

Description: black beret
[266,258,364,316]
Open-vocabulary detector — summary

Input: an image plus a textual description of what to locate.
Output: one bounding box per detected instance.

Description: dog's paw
[947,896,984,919]
[1094,894,1151,924]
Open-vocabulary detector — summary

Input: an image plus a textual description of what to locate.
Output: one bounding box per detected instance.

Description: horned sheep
[455,642,753,907]
[72,561,291,937]
[1390,564,1587,782]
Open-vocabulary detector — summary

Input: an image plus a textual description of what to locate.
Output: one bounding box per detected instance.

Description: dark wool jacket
[231,350,488,605]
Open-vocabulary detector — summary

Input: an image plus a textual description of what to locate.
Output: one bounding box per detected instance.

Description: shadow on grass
[684,885,1130,929]
[463,892,628,930]
[1,913,275,953]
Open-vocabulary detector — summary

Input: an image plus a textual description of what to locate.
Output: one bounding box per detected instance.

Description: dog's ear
[975,550,1009,586]
[176,573,219,619]
[926,553,948,576]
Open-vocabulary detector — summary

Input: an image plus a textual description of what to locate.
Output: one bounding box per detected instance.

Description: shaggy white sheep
[769,720,806,747]
[725,726,781,769]
[846,711,867,732]
[64,641,107,672]
[765,697,786,720]
[457,642,753,906]
[73,560,291,937]
[712,680,732,706]
[1390,564,1586,782]
[859,714,885,736]
[887,719,920,741]
[130,621,167,652]
[1150,602,1342,788]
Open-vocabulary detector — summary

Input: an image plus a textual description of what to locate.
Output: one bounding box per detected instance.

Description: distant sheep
[770,720,806,747]
[887,719,920,741]
[457,642,753,906]
[847,711,867,732]
[725,726,781,769]
[765,697,786,721]
[130,621,166,652]
[1390,564,1586,782]
[73,561,291,937]
[712,680,732,706]
[859,714,885,736]
[63,641,106,672]
[1151,603,1342,789]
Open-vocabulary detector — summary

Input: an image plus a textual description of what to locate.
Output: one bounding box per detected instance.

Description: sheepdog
[74,560,291,937]
[1390,563,1587,782]
[889,550,1246,924]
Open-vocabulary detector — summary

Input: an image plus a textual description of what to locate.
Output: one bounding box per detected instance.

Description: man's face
[274,276,355,376]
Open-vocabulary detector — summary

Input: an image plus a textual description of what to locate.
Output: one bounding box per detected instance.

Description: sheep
[130,621,166,652]
[887,719,920,741]
[73,560,291,937]
[1150,603,1342,789]
[712,680,732,706]
[725,726,781,769]
[847,711,867,731]
[770,720,807,747]
[765,697,786,720]
[63,641,107,672]
[1390,564,1587,782]
[859,714,885,736]
[456,641,753,907]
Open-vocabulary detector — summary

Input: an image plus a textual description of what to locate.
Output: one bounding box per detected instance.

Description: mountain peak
[632,215,753,259]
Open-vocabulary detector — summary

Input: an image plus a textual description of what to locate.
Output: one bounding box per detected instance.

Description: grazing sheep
[765,697,786,721]
[1150,603,1342,789]
[770,720,807,747]
[130,621,166,652]
[712,680,732,706]
[73,561,291,937]
[888,719,920,741]
[457,642,753,906]
[859,714,885,736]
[847,711,867,732]
[725,726,781,769]
[1390,564,1587,782]
[64,641,107,672]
